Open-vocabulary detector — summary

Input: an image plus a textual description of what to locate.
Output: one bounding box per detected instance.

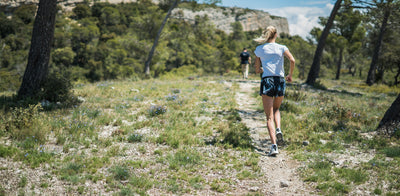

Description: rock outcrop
[0,0,289,34]
[172,7,289,34]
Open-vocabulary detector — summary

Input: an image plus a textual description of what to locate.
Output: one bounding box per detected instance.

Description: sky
[217,0,335,39]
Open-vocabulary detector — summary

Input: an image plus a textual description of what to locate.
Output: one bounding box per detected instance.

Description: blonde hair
[254,26,277,43]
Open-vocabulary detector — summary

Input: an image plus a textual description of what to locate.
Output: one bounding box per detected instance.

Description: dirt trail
[231,79,314,195]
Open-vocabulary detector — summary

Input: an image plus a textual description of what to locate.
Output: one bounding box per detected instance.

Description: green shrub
[0,69,20,91]
[39,71,77,105]
[129,174,154,190]
[373,188,382,195]
[160,65,201,79]
[316,182,350,194]
[334,168,369,184]
[148,105,167,116]
[167,148,202,170]
[5,104,48,143]
[237,170,256,180]
[305,160,332,182]
[383,147,400,158]
[219,122,252,149]
[14,4,37,24]
[285,88,307,102]
[119,188,133,196]
[313,80,328,90]
[60,163,83,183]
[127,133,143,143]
[7,104,41,130]
[280,100,300,113]
[0,144,18,158]
[20,149,54,168]
[323,103,351,122]
[52,47,75,66]
[110,165,130,180]
[73,4,92,19]
[18,176,27,188]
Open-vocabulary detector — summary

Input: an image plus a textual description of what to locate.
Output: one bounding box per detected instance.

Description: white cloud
[303,1,331,6]
[263,3,333,39]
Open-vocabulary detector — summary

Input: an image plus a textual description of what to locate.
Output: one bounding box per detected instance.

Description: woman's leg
[273,96,284,129]
[262,95,276,144]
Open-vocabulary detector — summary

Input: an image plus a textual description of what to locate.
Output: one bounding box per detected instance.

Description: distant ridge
[0,0,289,35]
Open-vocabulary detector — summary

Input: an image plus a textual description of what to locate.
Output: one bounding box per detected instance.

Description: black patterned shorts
[260,76,286,97]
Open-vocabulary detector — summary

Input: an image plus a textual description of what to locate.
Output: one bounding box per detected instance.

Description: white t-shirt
[254,43,288,78]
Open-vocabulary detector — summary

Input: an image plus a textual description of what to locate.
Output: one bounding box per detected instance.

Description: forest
[0,0,399,91]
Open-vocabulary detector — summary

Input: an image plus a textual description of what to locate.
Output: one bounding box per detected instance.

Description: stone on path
[280,180,289,188]
[249,186,260,192]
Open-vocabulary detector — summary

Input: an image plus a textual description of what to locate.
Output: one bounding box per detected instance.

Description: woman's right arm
[284,50,295,82]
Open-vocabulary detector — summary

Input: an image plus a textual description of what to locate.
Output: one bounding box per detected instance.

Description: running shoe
[268,144,278,156]
[276,128,284,145]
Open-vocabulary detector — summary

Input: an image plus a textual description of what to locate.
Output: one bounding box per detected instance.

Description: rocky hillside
[172,7,289,34]
[0,0,289,34]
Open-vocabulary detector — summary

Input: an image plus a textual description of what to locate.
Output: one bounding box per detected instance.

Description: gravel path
[232,79,314,195]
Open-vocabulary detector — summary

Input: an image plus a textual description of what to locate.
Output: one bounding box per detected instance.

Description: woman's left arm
[254,57,263,74]
[284,50,295,82]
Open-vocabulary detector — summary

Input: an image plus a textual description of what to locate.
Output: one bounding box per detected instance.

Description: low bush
[148,105,167,116]
[219,122,252,149]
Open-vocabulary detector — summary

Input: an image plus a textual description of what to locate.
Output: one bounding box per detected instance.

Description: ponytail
[254,26,277,43]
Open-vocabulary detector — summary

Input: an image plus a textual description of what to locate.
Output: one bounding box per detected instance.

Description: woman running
[254,26,295,156]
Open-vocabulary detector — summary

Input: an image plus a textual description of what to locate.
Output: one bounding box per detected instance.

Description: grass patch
[383,147,400,158]
[0,144,18,158]
[129,173,154,192]
[334,168,369,184]
[167,148,202,170]
[127,133,143,143]
[316,181,350,194]
[110,165,130,180]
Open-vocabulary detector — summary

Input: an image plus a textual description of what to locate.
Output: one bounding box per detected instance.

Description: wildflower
[25,153,29,157]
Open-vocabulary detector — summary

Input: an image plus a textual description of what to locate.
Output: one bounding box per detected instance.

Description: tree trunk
[366,7,390,86]
[377,94,400,137]
[144,0,179,76]
[17,0,57,99]
[376,65,385,83]
[395,64,400,85]
[335,48,344,80]
[305,0,343,85]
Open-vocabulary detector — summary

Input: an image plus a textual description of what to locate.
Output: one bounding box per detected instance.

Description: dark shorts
[260,76,286,97]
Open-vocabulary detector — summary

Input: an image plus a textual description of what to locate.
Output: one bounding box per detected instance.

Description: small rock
[330,160,340,166]
[280,180,289,188]
[319,139,327,145]
[249,186,260,192]
[302,141,309,146]
[77,96,86,102]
